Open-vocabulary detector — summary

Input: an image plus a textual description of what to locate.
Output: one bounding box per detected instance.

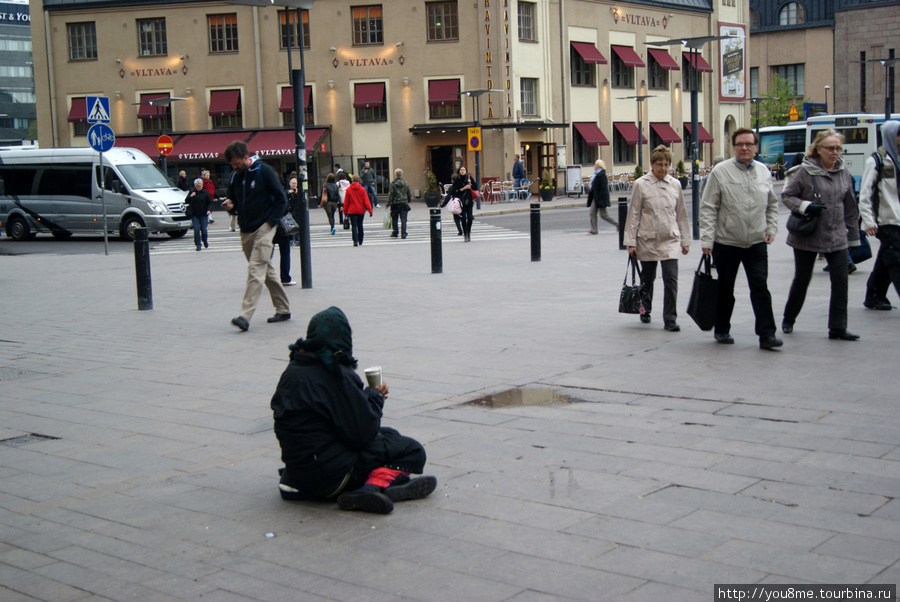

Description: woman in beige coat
[623,145,691,331]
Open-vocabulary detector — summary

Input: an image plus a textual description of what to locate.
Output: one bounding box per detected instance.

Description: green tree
[754,74,811,127]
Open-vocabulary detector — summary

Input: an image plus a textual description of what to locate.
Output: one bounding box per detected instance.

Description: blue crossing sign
[88,123,115,152]
[86,96,111,124]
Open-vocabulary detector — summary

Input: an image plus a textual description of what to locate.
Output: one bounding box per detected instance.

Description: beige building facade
[31,0,748,198]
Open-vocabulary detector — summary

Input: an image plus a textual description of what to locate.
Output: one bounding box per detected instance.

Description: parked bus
[0,146,190,241]
[806,112,900,190]
[758,122,807,166]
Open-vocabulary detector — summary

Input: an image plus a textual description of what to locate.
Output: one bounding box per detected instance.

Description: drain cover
[466,387,573,408]
[0,433,60,447]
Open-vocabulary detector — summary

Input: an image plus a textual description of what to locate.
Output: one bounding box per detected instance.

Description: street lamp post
[646,35,733,240]
[227,0,315,288]
[617,94,656,171]
[869,57,900,122]
[824,85,830,114]
[459,88,501,210]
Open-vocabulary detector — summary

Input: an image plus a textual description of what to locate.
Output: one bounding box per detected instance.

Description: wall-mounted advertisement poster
[718,23,746,102]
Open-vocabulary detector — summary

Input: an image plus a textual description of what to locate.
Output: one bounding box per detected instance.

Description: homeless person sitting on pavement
[271,306,437,514]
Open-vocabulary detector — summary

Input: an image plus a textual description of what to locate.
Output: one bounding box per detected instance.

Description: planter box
[424,192,441,207]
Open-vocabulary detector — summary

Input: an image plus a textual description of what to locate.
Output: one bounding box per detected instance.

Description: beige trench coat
[623,172,691,261]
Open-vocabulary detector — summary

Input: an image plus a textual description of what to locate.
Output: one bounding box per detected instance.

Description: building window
[520,78,538,116]
[611,51,633,88]
[139,94,172,134]
[750,67,759,98]
[353,6,383,46]
[518,2,535,42]
[426,2,458,42]
[573,129,596,166]
[279,10,310,49]
[354,83,387,123]
[283,86,314,126]
[750,9,759,29]
[208,14,238,53]
[775,64,804,96]
[648,54,668,89]
[211,90,242,129]
[67,22,97,61]
[683,56,704,92]
[613,128,634,164]
[779,3,804,26]
[571,46,595,87]
[137,18,167,56]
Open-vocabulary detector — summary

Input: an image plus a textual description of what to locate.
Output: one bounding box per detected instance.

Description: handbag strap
[624,254,642,285]
[811,175,822,202]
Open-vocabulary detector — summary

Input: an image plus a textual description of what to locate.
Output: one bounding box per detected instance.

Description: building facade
[0,0,36,144]
[31,0,748,198]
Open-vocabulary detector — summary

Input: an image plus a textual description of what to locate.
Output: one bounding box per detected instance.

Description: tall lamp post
[459,88,501,210]
[866,57,900,122]
[228,0,315,288]
[824,85,830,114]
[617,94,656,171]
[647,35,732,240]
[134,96,186,177]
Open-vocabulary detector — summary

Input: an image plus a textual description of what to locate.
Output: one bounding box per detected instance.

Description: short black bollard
[429,208,442,274]
[133,227,153,310]
[618,197,628,250]
[530,202,541,262]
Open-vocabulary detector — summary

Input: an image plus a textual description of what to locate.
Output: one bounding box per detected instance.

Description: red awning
[571,42,607,65]
[137,93,169,119]
[353,83,385,109]
[684,122,715,143]
[173,131,249,161]
[650,122,681,144]
[684,52,713,73]
[249,128,328,155]
[611,45,645,68]
[279,86,312,112]
[117,135,167,158]
[614,122,647,145]
[208,90,241,117]
[67,98,87,122]
[573,122,609,146]
[428,79,460,106]
[648,48,679,71]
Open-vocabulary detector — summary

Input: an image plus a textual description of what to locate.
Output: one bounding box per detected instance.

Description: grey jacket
[699,158,779,249]
[781,156,860,253]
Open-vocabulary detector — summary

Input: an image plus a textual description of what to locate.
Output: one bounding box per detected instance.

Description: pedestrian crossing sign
[86,96,111,124]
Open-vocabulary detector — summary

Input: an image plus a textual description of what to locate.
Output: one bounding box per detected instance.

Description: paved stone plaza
[2,196,899,601]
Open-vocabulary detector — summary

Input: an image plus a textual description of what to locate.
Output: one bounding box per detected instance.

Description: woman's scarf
[288,306,357,373]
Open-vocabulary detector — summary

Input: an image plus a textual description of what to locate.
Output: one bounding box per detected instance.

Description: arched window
[779,2,805,26]
[750,9,759,29]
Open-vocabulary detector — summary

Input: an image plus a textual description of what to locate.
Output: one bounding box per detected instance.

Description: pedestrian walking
[387,168,411,239]
[587,159,617,234]
[186,177,213,251]
[319,173,340,235]
[343,175,373,247]
[220,140,291,331]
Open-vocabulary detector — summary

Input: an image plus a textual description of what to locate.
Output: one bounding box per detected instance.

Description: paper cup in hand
[364,366,382,387]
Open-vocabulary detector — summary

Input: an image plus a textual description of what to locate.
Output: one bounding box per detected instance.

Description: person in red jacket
[343,175,373,247]
[202,169,217,225]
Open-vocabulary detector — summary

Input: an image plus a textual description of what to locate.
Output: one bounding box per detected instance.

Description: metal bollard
[429,208,442,274]
[133,227,153,310]
[530,202,541,262]
[618,197,628,250]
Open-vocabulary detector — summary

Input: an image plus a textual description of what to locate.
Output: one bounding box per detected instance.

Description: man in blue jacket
[221,140,291,331]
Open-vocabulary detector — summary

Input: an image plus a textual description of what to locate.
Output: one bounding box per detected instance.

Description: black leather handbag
[618,255,646,314]
[686,254,718,331]
[786,176,821,236]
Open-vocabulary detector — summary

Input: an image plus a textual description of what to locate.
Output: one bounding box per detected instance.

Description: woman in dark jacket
[451,166,476,241]
[186,178,213,251]
[319,173,339,235]
[781,129,861,340]
[587,159,616,234]
[271,307,437,514]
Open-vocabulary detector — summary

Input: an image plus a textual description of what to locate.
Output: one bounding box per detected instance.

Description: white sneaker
[282,281,297,286]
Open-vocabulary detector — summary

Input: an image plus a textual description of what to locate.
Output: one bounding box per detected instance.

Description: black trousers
[712,241,776,338]
[390,203,409,237]
[867,224,900,301]
[460,202,475,236]
[784,248,848,331]
[640,258,679,324]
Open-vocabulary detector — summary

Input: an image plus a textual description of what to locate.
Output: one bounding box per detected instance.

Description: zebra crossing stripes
[148,220,528,255]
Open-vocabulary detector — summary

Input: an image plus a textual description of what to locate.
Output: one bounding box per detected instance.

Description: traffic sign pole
[88,122,115,256]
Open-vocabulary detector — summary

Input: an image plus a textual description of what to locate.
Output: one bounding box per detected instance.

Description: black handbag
[686,254,718,331]
[183,193,193,218]
[786,176,821,236]
[277,212,300,236]
[618,255,646,314]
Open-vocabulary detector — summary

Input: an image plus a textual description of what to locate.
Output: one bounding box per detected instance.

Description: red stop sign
[157,134,173,156]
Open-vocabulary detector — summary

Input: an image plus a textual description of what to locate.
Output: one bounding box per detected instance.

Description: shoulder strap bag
[786,175,821,236]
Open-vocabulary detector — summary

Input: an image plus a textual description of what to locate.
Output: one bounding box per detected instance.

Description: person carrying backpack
[859,120,900,311]
[387,168,411,239]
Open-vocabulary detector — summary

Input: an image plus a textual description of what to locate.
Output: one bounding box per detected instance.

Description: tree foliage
[753,74,811,127]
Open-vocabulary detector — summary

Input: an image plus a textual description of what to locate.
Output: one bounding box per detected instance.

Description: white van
[0,146,191,241]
